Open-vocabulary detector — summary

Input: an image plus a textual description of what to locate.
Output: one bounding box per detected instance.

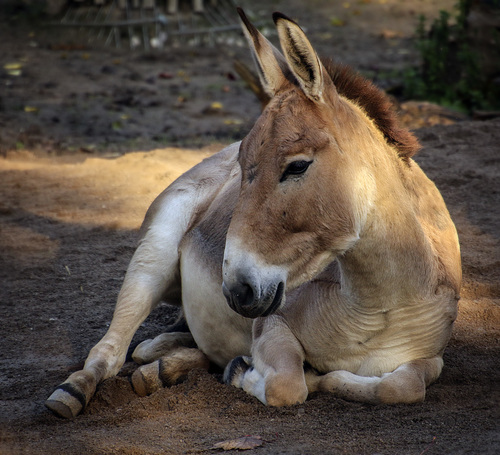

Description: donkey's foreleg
[306,357,444,404]
[46,222,185,419]
[45,268,168,418]
[224,317,308,406]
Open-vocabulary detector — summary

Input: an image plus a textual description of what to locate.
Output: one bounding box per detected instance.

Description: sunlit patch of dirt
[0,147,212,230]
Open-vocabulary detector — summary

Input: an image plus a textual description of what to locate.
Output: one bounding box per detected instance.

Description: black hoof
[223,356,252,386]
[45,383,87,419]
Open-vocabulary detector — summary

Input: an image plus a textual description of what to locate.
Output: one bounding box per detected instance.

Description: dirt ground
[1,1,499,454]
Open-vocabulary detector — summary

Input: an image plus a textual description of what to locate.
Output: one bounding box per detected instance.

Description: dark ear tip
[237,7,253,29]
[272,11,296,25]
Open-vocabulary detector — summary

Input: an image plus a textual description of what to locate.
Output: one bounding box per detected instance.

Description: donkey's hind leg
[131,347,210,396]
[131,328,196,365]
[306,357,444,404]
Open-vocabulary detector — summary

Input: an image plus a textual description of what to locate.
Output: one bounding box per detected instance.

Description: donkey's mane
[322,59,421,161]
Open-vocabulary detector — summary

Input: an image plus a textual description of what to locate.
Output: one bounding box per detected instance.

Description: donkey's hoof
[223,355,252,387]
[131,360,163,397]
[45,385,85,419]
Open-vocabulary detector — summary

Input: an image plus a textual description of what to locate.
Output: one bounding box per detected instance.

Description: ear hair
[273,12,325,102]
[237,8,288,97]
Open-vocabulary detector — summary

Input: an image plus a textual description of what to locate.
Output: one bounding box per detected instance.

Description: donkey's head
[222,10,384,318]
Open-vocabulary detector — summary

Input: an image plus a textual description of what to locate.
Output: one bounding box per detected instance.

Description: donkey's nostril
[222,278,259,317]
[232,282,255,308]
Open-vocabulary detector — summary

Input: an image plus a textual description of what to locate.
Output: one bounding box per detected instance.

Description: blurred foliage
[404,0,500,113]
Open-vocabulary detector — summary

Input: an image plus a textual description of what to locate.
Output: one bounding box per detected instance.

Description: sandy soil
[1,1,499,454]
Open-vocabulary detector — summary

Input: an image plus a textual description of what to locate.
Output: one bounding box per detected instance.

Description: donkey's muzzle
[222,279,285,319]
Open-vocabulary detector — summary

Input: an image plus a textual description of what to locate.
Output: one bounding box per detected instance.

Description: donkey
[46,9,461,419]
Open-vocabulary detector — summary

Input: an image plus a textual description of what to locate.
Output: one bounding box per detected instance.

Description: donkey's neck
[338,164,436,310]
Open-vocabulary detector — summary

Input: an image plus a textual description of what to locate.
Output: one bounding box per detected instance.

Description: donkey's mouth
[261,281,285,317]
[222,280,285,319]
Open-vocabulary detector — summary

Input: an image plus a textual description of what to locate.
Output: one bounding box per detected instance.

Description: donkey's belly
[179,243,252,368]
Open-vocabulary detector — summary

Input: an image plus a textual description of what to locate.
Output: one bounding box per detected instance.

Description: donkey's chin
[224,281,285,319]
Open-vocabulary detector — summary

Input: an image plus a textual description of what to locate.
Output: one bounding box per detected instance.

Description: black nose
[222,279,257,317]
[222,279,285,319]
[225,280,255,308]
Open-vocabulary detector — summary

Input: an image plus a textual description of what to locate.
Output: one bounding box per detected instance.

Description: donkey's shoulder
[140,142,241,238]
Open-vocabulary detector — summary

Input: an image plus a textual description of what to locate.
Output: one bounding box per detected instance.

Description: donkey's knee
[265,374,308,407]
[377,368,426,404]
[131,347,209,396]
[377,357,443,404]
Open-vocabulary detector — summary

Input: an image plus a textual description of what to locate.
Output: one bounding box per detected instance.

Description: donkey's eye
[280,160,313,182]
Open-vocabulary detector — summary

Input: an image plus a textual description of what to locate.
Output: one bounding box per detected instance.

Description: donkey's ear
[273,12,325,102]
[238,8,288,97]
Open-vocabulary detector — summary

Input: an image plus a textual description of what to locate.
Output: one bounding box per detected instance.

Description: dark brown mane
[322,58,420,161]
